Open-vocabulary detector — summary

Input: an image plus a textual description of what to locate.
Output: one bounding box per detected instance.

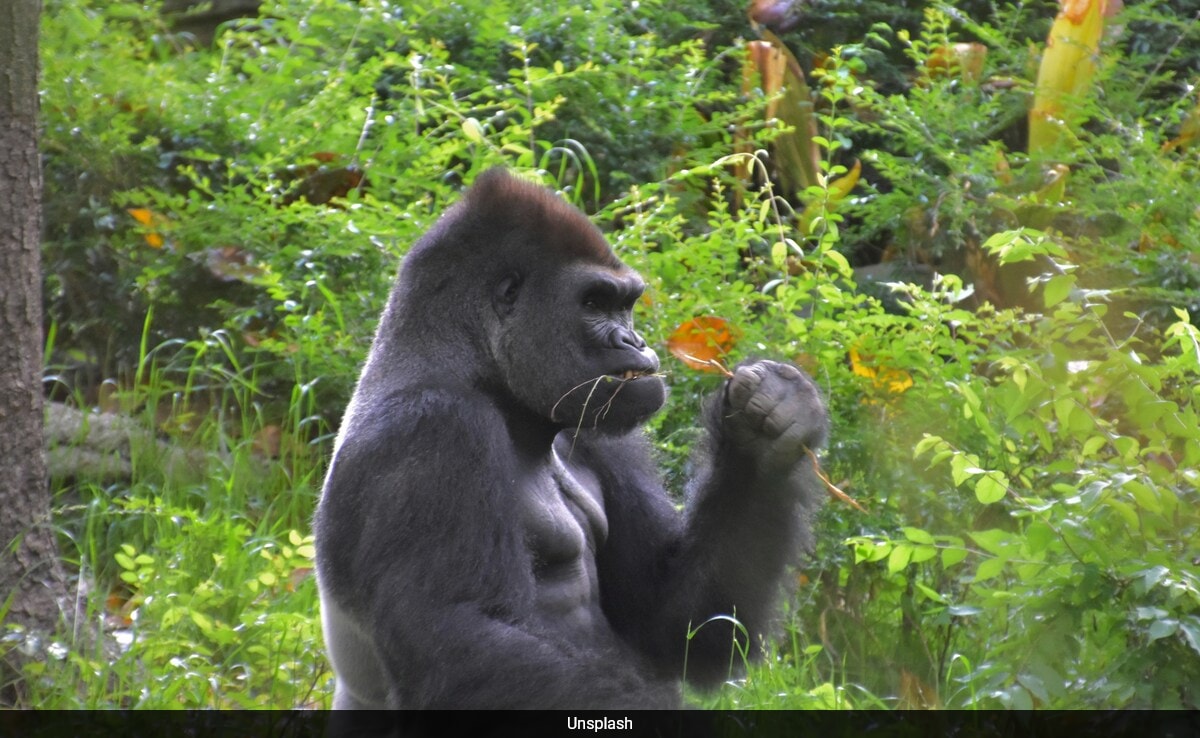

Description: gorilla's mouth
[612,369,654,380]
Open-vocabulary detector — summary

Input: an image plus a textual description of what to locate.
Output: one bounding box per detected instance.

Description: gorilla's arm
[316,390,677,709]
[579,361,827,688]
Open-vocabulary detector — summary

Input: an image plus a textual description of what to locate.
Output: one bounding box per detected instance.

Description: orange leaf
[127,208,154,226]
[667,317,742,373]
[126,208,166,248]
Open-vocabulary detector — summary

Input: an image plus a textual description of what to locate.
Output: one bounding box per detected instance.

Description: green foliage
[842,241,1199,708]
[14,325,329,707]
[14,0,1200,711]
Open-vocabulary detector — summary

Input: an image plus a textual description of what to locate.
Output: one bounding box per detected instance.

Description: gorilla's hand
[722,360,828,473]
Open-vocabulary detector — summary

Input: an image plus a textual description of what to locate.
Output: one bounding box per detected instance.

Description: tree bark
[1,0,74,705]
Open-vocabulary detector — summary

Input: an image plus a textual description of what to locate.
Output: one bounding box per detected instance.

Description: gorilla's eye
[581,285,615,311]
[495,274,523,305]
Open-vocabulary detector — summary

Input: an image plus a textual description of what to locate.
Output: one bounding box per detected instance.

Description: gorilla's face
[490,261,665,434]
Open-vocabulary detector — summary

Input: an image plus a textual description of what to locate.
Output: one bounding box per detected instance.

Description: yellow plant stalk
[1028,0,1107,154]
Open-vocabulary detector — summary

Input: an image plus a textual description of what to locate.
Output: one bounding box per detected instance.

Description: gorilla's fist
[722,360,828,473]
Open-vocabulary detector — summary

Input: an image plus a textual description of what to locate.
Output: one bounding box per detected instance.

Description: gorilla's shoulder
[336,387,510,471]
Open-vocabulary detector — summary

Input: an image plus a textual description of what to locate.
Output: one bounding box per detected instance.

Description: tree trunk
[1,0,74,705]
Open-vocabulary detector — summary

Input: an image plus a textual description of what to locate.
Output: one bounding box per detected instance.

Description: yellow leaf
[849,343,914,400]
[1029,0,1107,154]
[798,159,861,236]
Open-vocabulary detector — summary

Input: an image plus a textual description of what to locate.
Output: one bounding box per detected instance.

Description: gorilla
[313,168,828,710]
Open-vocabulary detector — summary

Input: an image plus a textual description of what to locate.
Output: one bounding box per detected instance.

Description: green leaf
[1147,618,1178,643]
[902,527,935,544]
[887,543,914,574]
[913,434,943,458]
[1081,436,1106,457]
[914,582,946,603]
[1053,395,1075,430]
[970,529,1011,555]
[910,545,938,564]
[950,454,982,486]
[974,556,1006,582]
[974,471,1008,504]
[822,249,853,279]
[1124,479,1162,513]
[1024,521,1056,555]
[190,611,213,631]
[941,547,969,568]
[461,117,485,142]
[1043,274,1075,307]
[1179,617,1200,656]
[771,241,787,269]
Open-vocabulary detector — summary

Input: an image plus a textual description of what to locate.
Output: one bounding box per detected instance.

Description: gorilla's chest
[518,453,609,624]
[520,454,607,565]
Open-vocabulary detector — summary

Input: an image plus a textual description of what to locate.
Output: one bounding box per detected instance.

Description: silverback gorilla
[313,169,828,709]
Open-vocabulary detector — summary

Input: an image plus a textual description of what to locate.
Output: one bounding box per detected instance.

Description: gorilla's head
[384,169,666,435]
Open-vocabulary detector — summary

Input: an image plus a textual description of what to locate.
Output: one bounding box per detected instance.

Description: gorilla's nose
[617,327,647,351]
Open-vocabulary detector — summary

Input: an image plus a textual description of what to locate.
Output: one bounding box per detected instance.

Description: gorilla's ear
[492,272,524,318]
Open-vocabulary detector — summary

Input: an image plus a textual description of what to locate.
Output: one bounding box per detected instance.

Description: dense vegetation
[7,0,1198,709]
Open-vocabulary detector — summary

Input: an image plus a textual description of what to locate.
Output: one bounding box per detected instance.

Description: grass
[18,325,331,708]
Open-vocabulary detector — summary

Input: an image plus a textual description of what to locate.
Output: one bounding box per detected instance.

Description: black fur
[313,169,828,709]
